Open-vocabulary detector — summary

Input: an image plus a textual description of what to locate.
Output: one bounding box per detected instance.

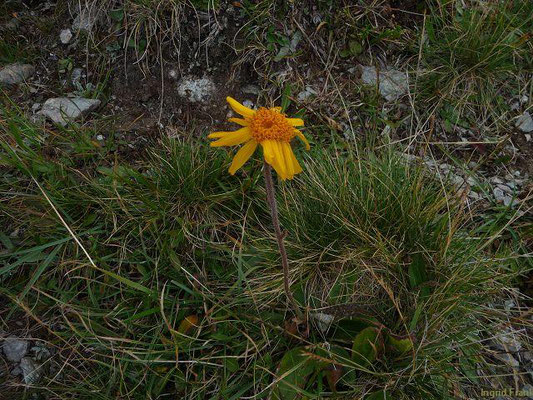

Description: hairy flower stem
[263,161,303,319]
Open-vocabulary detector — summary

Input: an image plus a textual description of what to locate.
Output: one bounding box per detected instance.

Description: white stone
[360,65,409,101]
[311,312,335,333]
[297,86,318,102]
[242,99,254,109]
[2,336,28,362]
[515,112,533,133]
[176,76,215,103]
[39,97,101,126]
[60,29,73,44]
[0,64,35,86]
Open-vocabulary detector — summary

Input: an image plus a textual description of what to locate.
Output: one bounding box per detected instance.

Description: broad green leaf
[352,327,381,367]
[386,333,413,354]
[272,347,319,400]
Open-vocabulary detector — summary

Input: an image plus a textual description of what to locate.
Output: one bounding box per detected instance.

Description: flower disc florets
[249,108,295,143]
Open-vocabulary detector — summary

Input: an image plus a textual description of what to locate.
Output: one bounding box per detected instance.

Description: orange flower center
[249,108,295,143]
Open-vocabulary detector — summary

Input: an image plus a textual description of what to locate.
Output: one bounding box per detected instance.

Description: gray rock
[60,29,73,44]
[360,65,409,101]
[2,336,29,362]
[493,329,522,353]
[71,68,84,85]
[493,187,512,207]
[494,352,519,368]
[516,112,533,133]
[39,97,101,126]
[19,357,41,384]
[0,64,35,86]
[297,86,318,102]
[72,8,96,32]
[242,84,260,96]
[176,76,215,103]
[311,312,335,333]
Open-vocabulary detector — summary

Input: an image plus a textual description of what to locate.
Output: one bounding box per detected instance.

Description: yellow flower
[208,97,310,180]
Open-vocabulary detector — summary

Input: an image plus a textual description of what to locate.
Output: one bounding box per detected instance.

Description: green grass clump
[418,0,532,115]
[0,108,529,398]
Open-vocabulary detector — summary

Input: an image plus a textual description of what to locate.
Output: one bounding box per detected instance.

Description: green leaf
[408,253,426,288]
[386,333,413,354]
[281,84,292,113]
[351,327,381,367]
[272,347,318,400]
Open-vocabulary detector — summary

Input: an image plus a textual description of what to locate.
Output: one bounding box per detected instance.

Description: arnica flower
[208,97,310,180]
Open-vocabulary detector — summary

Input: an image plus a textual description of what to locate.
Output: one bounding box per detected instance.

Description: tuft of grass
[417,0,532,117]
[1,107,530,398]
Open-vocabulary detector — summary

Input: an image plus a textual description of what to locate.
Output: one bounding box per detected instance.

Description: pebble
[39,97,101,126]
[242,99,254,109]
[2,336,29,362]
[515,111,533,133]
[0,64,35,86]
[297,86,318,102]
[493,187,512,207]
[360,65,409,101]
[20,357,41,384]
[60,29,73,44]
[176,76,215,103]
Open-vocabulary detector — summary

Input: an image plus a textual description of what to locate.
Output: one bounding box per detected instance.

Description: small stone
[311,313,335,333]
[168,69,178,80]
[2,336,29,362]
[71,68,83,85]
[11,366,22,376]
[0,64,35,86]
[96,134,104,141]
[493,187,512,206]
[297,86,318,102]
[242,84,260,96]
[493,352,519,368]
[515,112,533,133]
[39,97,101,126]
[176,76,215,103]
[60,29,73,44]
[360,65,409,101]
[490,176,504,185]
[72,9,96,32]
[20,357,41,384]
[31,103,41,112]
[497,184,513,194]
[526,134,531,142]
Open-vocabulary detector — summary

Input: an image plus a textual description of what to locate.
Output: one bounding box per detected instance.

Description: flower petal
[287,118,304,127]
[294,130,310,150]
[210,127,252,147]
[227,97,255,118]
[228,117,249,126]
[288,144,303,174]
[282,142,295,178]
[229,140,257,175]
[261,140,275,164]
[272,141,287,179]
[208,130,237,139]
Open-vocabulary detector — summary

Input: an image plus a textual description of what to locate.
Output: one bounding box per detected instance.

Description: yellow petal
[209,130,237,139]
[261,140,275,164]
[295,130,310,150]
[227,97,255,118]
[287,118,304,127]
[282,142,295,178]
[288,145,303,174]
[229,140,258,175]
[272,141,287,178]
[210,127,251,147]
[272,107,282,112]
[228,117,249,126]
